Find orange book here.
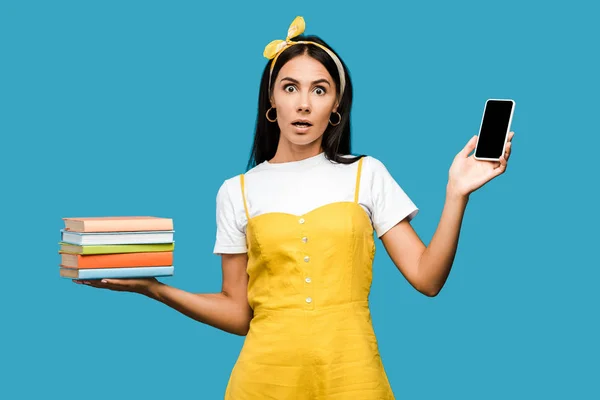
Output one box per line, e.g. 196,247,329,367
62,216,173,233
59,251,173,269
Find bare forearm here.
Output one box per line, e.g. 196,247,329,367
143,283,252,336
418,185,469,296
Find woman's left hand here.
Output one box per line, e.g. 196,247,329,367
447,131,514,197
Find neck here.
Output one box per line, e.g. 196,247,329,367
268,137,324,164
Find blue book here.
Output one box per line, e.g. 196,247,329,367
60,229,174,245
60,266,174,279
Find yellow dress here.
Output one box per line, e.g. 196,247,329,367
224,157,396,399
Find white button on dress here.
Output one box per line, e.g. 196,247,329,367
302,236,308,243
299,218,305,224
305,297,312,303
305,277,311,283
304,256,310,262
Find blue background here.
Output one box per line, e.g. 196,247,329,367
1,0,598,398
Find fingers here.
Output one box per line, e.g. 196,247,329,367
499,153,508,168
73,279,102,288
504,141,512,161
504,132,514,160
493,151,508,177
459,135,478,158
73,279,118,288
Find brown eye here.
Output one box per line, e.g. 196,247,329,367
284,85,296,93
314,87,326,95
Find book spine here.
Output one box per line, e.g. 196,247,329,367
69,251,173,268
78,220,174,232
66,266,174,279
61,232,174,245
59,243,175,255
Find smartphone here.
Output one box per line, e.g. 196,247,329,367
474,99,515,161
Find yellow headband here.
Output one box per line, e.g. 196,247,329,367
263,16,346,102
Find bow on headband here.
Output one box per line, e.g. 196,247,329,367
263,16,346,102
263,16,306,60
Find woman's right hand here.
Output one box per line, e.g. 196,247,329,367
73,277,160,297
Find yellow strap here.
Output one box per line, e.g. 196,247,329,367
354,157,364,203
240,174,250,220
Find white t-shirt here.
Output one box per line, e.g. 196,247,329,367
213,152,419,255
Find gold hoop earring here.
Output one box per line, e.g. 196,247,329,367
329,111,341,126
266,107,277,122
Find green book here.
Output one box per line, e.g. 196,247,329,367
58,241,175,255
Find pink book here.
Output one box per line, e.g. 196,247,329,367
62,216,173,232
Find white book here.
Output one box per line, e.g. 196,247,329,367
60,229,174,245
60,266,174,279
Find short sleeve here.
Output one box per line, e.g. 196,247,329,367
213,179,248,254
367,156,419,238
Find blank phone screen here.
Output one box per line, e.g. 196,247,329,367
475,100,514,159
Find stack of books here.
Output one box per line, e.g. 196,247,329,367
59,216,175,280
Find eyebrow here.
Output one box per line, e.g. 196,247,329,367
280,77,331,87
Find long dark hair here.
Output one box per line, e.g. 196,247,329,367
246,35,364,171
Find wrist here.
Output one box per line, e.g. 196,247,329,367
143,280,164,300
446,183,469,203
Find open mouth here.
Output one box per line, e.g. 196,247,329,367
292,121,313,128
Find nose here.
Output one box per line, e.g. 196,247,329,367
297,93,311,113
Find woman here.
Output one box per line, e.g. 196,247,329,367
76,16,514,399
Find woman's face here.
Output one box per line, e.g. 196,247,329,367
270,54,338,148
